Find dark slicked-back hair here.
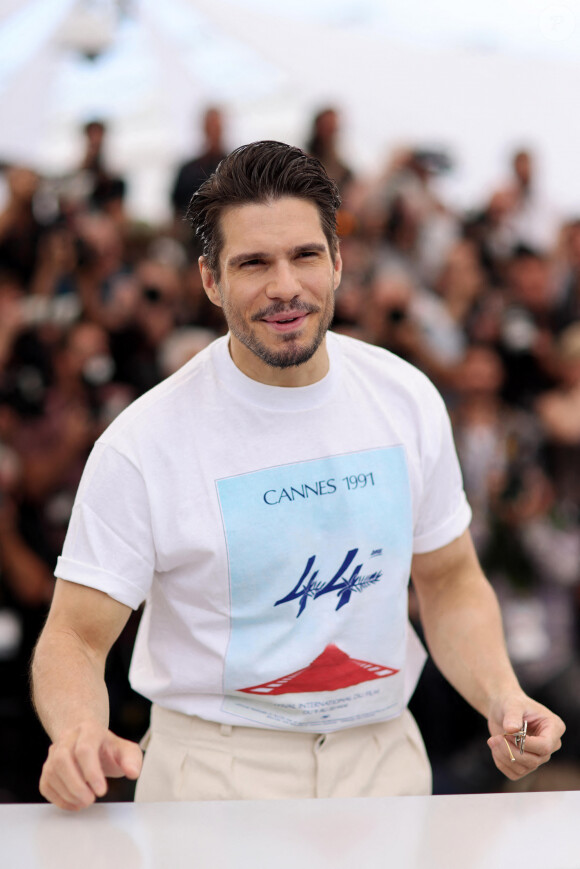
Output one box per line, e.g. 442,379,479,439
186,140,341,279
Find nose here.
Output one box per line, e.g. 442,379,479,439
264,260,301,300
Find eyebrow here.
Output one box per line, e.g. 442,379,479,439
227,243,328,269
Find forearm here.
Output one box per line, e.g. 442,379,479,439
412,531,565,781
31,627,110,742
412,532,522,720
416,570,520,719
32,580,139,809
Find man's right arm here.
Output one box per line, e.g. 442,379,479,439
31,578,143,811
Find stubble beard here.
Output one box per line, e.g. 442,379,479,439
221,291,335,370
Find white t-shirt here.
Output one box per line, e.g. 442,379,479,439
56,332,471,732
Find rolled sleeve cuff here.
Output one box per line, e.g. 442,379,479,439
55,556,148,610
413,496,472,555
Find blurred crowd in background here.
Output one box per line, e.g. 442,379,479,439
1,106,579,802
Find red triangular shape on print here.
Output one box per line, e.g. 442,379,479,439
238,644,399,695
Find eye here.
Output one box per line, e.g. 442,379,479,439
297,250,318,260
241,258,264,268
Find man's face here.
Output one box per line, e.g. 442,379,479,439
200,197,342,386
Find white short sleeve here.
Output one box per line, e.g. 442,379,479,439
412,385,472,554
55,441,155,609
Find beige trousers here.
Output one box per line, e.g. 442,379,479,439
135,705,432,802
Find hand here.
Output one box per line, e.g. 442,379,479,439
39,721,143,811
487,693,565,781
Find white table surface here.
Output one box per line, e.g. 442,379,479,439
2,791,580,869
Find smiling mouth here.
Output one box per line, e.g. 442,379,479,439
253,302,316,328
260,313,309,333
266,314,304,324
253,300,318,322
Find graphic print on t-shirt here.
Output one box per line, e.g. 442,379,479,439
216,447,412,731
239,643,399,693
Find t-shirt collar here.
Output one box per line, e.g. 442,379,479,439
210,332,341,411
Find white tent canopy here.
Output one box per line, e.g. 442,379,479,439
1,0,579,223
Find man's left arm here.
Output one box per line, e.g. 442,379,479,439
411,529,565,780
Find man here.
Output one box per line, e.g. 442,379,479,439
32,142,564,811
170,107,227,220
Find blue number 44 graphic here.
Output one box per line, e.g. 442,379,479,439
275,549,382,618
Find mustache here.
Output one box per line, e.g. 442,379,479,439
251,300,320,322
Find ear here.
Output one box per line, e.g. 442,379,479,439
333,248,343,291
199,257,222,308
